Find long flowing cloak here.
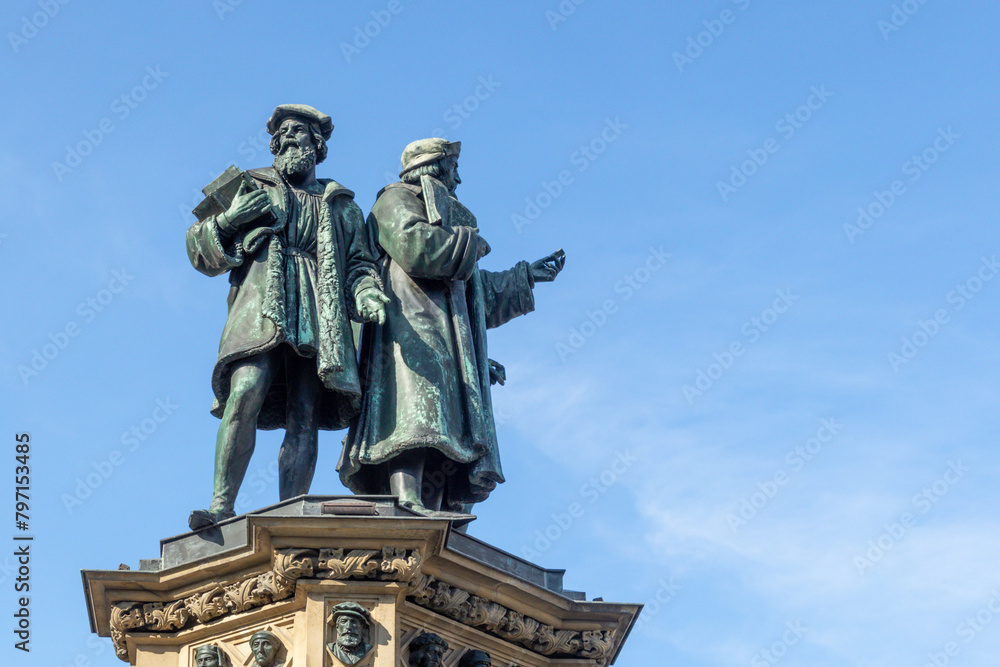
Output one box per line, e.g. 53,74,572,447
339,180,535,508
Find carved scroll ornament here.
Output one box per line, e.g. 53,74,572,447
108,547,421,661
403,574,616,664
107,547,616,665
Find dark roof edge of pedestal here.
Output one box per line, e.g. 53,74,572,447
147,496,585,600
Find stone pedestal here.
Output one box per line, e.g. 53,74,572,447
82,497,640,667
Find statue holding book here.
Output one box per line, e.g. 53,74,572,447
185,104,387,530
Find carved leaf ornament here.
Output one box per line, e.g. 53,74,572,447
107,548,615,664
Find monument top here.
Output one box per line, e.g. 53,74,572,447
82,497,639,666
149,496,580,598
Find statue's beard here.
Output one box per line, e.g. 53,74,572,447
274,144,316,179
338,632,362,649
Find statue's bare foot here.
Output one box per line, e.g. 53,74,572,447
188,508,235,531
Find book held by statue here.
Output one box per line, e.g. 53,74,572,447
192,165,269,222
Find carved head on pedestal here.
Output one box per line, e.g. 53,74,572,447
408,633,449,667
195,645,227,667
327,601,373,666
457,649,491,667
249,630,282,667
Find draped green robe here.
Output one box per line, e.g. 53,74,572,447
339,179,536,509
185,167,380,431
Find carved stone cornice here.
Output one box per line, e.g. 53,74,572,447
403,574,616,665
108,547,422,661
106,540,621,665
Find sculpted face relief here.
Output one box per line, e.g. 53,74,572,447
250,631,280,667
328,602,373,665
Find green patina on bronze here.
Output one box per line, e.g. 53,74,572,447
184,125,563,529
339,139,565,514
186,105,387,530
186,168,377,428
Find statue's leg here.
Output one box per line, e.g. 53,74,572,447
209,353,277,514
389,449,425,508
420,449,446,512
278,352,320,500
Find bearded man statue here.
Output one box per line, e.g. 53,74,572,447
185,104,387,529
407,633,448,667
327,601,373,665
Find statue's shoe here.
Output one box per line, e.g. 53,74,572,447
188,508,236,531
398,501,476,527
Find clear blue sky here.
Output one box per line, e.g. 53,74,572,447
3,1,1000,665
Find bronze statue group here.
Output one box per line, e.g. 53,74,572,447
186,104,564,531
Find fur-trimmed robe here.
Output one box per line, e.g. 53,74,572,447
186,167,380,431
339,178,536,508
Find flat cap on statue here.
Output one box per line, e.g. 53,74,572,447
330,601,372,624
250,629,279,643
399,138,461,176
266,104,333,139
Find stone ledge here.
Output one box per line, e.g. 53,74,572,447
153,496,582,599
82,507,640,666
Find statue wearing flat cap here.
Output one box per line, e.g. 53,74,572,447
327,602,373,665
194,645,228,667
249,630,283,667
407,633,448,667
339,138,565,517
458,650,491,667
186,104,388,529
